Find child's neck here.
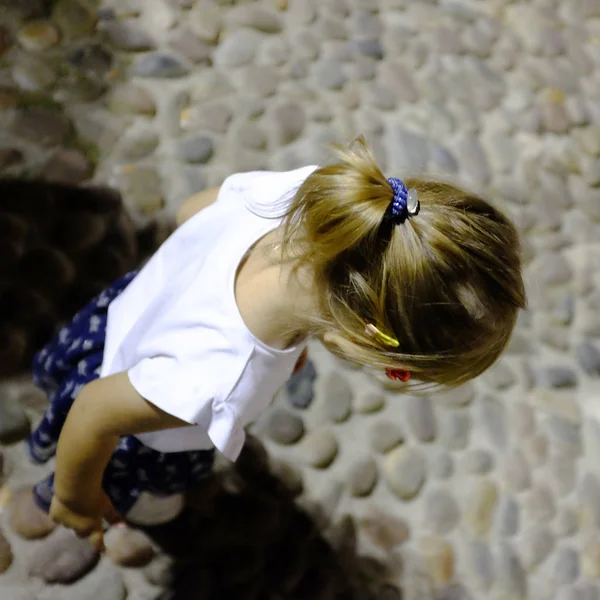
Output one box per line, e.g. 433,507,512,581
235,227,316,351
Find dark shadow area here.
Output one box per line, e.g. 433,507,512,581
141,438,402,600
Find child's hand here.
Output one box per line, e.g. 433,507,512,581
50,490,121,551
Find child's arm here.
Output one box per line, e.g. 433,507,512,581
50,372,190,549
175,186,221,226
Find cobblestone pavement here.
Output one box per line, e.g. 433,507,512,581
1,0,600,599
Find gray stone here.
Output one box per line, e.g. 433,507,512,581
0,395,30,444
189,3,221,43
554,547,580,585
132,53,190,78
117,128,160,162
520,526,554,570
466,540,494,591
576,342,600,376
266,409,305,445
101,20,155,51
180,102,233,134
501,449,531,492
535,253,573,286
406,396,437,442
30,529,99,583
287,0,317,24
67,43,113,79
313,61,347,90
238,124,267,151
496,496,519,538
390,127,430,172
522,433,548,468
544,416,582,459
229,5,282,33
297,429,338,469
319,17,347,41
510,402,536,438
355,391,385,414
462,449,494,475
0,527,13,574
169,28,212,63
497,543,527,600
106,527,154,567
478,394,508,450
144,554,175,588
526,483,557,525
579,473,600,529
379,61,419,103
555,507,578,538
213,29,261,67
423,488,460,535
430,452,454,480
483,363,516,390
292,30,319,62
41,149,93,184
466,479,498,537
535,367,578,389
322,373,352,423
272,102,306,145
36,558,126,600
114,165,164,217
370,421,404,453
286,358,316,409
12,55,56,91
384,446,427,500
353,39,384,60
428,145,459,174
240,65,278,98
108,84,156,116
439,409,471,451
455,133,491,188
347,457,378,497
365,83,396,111
178,135,214,164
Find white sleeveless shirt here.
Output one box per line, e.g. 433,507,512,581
99,166,317,460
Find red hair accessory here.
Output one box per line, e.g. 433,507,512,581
386,368,411,382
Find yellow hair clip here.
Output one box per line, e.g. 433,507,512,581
365,323,399,348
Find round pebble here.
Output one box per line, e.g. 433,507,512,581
384,446,427,501
347,457,378,497
266,409,305,445
501,449,532,492
322,372,352,423
423,488,460,535
520,526,555,571
554,547,580,585
462,449,495,475
497,543,527,600
0,528,13,574
466,540,495,591
555,507,579,537
9,489,56,540
495,495,520,538
406,395,437,442
435,383,476,407
466,479,498,537
178,134,214,164
17,21,60,51
360,511,410,550
355,391,385,414
296,429,338,469
106,526,154,568
430,452,455,480
439,409,471,451
132,52,190,78
525,483,557,525
419,536,455,584
370,420,404,453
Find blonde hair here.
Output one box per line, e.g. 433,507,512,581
279,137,526,388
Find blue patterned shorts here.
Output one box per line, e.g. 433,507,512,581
29,271,214,517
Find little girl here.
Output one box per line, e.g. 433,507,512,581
28,137,525,549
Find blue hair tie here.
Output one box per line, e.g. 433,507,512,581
387,177,420,224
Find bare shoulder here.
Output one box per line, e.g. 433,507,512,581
176,186,221,227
